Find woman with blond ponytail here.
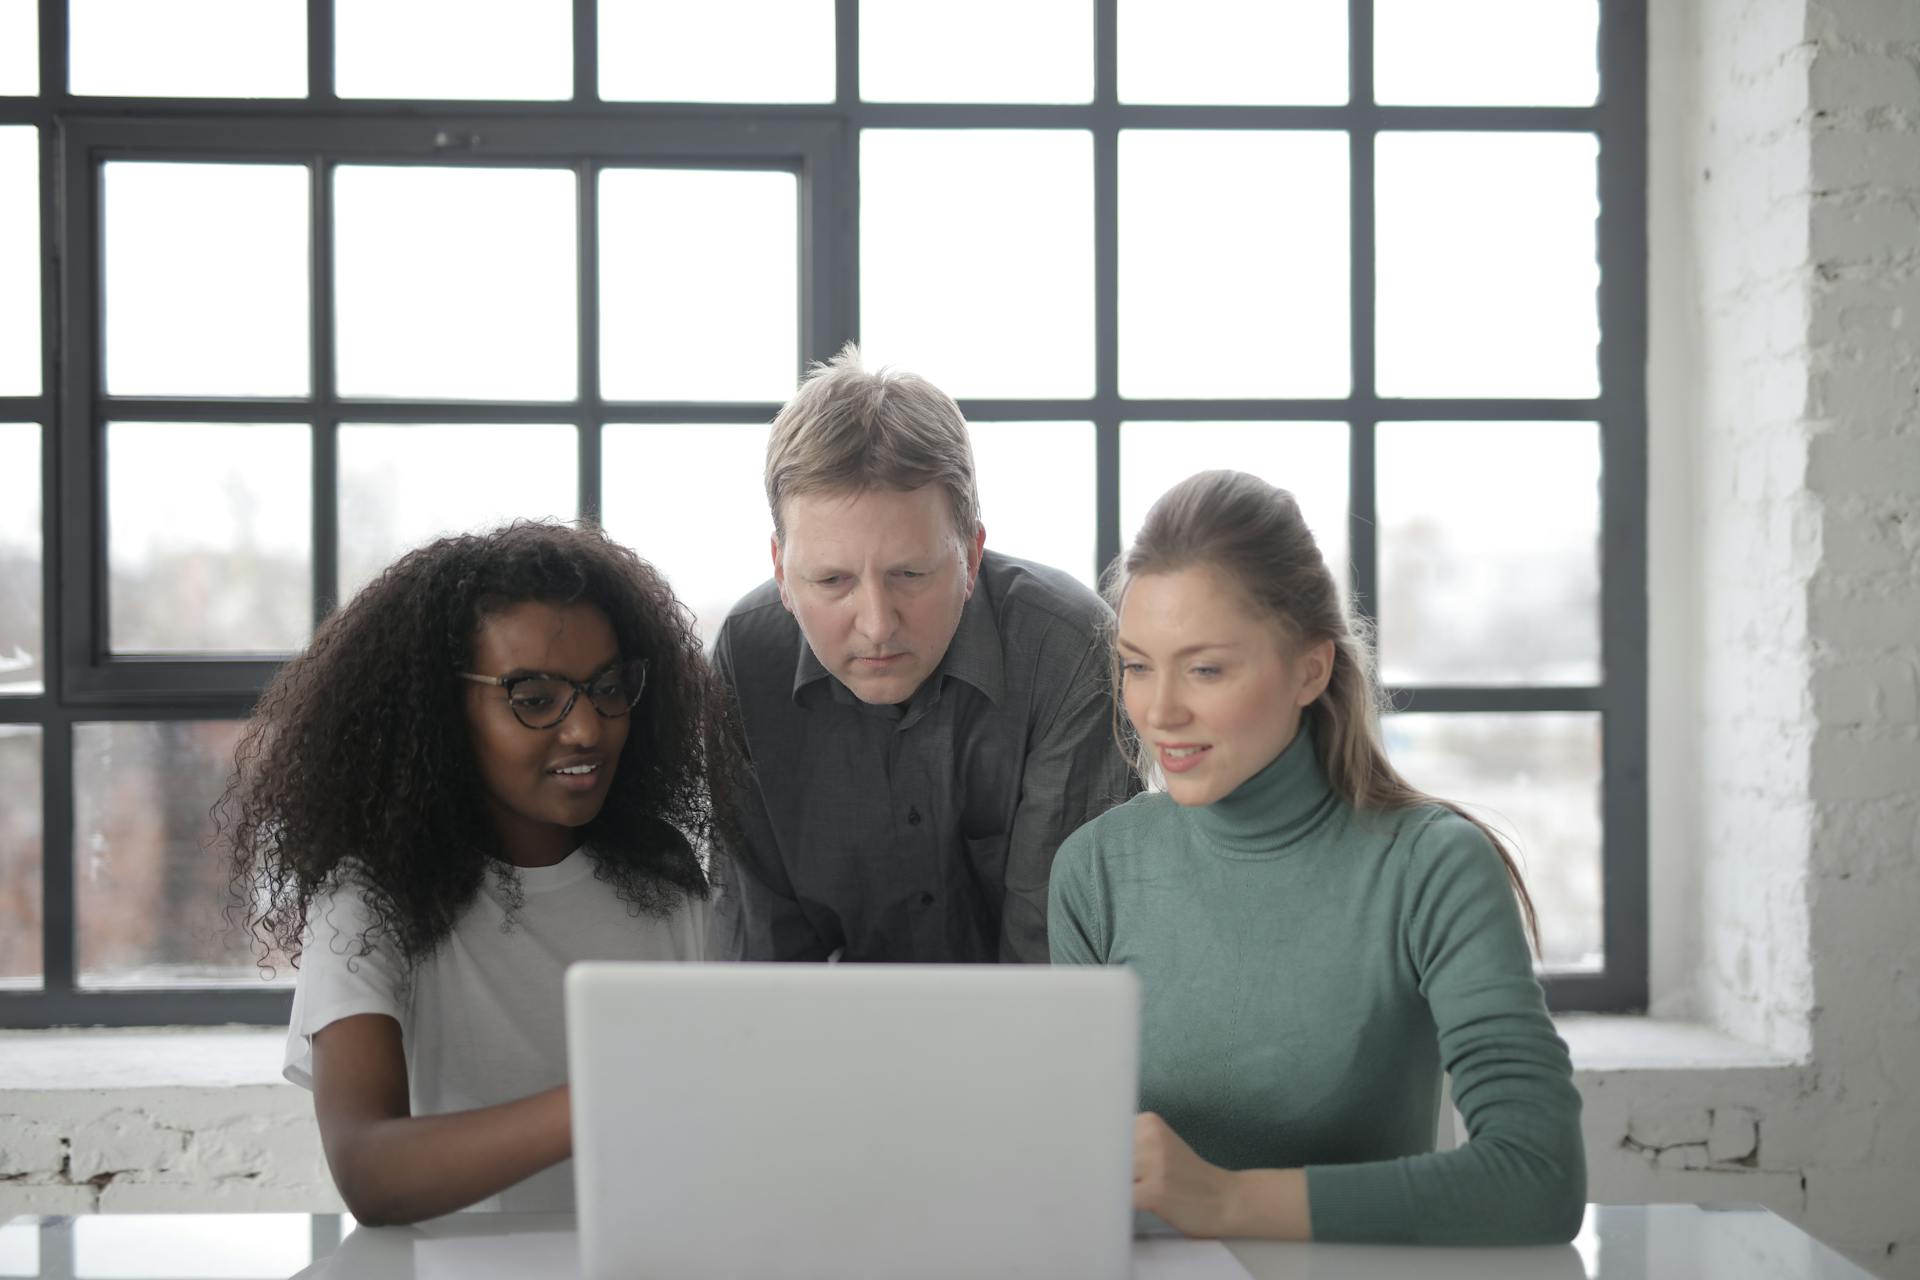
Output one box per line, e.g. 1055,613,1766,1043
1049,470,1584,1246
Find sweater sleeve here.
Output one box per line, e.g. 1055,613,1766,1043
1045,825,1109,966
1304,813,1587,1245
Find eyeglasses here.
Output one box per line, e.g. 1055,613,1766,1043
457,658,649,730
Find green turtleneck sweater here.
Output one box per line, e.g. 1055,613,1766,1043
1047,727,1586,1245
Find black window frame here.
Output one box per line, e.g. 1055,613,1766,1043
1,0,1647,1027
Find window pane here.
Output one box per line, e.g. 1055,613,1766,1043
0,126,39,398
1376,133,1600,399
600,169,798,402
971,422,1096,588
1378,422,1600,685
73,1215,311,1277
0,424,40,694
1121,131,1349,398
338,423,579,604
1119,0,1346,105
1384,711,1603,972
75,720,286,987
103,162,310,398
334,166,578,401
69,0,305,98
599,0,834,103
107,423,311,654
335,0,571,100
862,130,1093,399
0,725,41,990
1376,0,1598,106
601,423,771,649
861,0,1090,103
1120,422,1349,598
0,0,34,96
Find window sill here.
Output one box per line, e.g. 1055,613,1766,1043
0,1015,1802,1095
0,1027,289,1092
0,1016,1811,1215
1555,1014,1801,1073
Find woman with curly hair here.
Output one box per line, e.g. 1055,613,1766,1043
221,520,729,1224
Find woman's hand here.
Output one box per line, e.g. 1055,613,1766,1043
1132,1112,1239,1237
1133,1112,1313,1240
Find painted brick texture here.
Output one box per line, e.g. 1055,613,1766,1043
1803,1,1920,1276
0,1086,338,1214
1672,0,1920,1274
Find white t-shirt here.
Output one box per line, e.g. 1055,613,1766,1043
283,846,709,1212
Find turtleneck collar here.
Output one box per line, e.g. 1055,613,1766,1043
1186,719,1341,858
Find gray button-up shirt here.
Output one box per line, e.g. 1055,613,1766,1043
710,551,1134,963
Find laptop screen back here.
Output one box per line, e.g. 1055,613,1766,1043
567,962,1139,1280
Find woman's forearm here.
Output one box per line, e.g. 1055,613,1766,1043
1219,1168,1313,1240
325,1085,571,1226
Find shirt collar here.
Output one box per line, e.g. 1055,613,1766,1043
789,573,1007,709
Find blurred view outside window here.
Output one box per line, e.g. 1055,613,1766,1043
106,422,312,654
0,725,42,989
1120,422,1350,600
0,1,36,97
0,125,39,397
1119,131,1350,399
68,0,306,98
1378,422,1602,686
969,422,1098,592
0,423,41,693
9,0,1633,1020
861,0,1091,104
334,0,571,101
599,168,799,403
73,720,275,987
603,424,776,648
333,165,578,402
338,423,578,602
1387,713,1605,971
103,162,310,398
861,129,1095,399
599,0,835,104
1374,0,1600,105
1118,0,1347,105
1376,132,1601,399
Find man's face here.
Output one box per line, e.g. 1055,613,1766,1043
773,485,984,706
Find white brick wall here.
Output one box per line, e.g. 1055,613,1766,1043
1643,0,1920,1275
1800,0,1920,1269
1688,0,1821,1060
0,1033,339,1215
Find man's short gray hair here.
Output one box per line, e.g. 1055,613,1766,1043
765,344,980,544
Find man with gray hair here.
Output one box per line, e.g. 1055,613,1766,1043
710,346,1131,963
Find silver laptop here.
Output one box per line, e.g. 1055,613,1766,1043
566,962,1140,1280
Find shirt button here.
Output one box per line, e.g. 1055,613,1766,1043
907,806,922,826
919,892,935,906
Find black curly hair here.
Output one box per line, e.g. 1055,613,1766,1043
221,520,732,971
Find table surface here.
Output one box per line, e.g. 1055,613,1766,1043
0,1203,1879,1279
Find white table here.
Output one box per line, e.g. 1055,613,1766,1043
0,1204,1879,1278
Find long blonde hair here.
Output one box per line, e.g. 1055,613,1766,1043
1106,469,1540,951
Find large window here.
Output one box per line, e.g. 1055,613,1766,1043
1,0,1647,1025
